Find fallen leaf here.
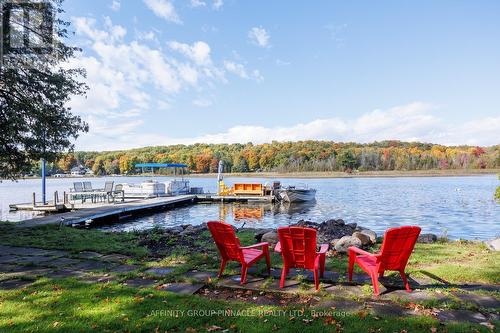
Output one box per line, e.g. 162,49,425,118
207,325,222,332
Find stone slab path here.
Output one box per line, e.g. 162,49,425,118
0,244,498,327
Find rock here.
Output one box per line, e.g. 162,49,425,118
180,225,196,236
325,218,344,226
261,231,279,247
358,229,377,244
168,226,184,235
294,220,320,229
352,231,371,246
334,236,362,253
417,233,437,243
254,229,274,242
330,238,340,247
291,219,360,244
346,222,357,229
484,238,500,251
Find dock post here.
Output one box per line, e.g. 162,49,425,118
32,192,36,207
64,191,67,204
54,191,58,204
41,158,46,205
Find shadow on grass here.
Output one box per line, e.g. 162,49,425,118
0,277,492,333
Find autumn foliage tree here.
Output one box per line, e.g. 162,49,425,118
50,141,499,176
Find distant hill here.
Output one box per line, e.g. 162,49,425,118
48,141,499,175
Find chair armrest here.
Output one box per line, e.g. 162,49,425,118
240,242,269,250
274,242,281,253
348,246,374,257
317,244,329,254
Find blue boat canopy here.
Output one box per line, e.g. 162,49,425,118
135,163,187,168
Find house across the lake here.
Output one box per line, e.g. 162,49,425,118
70,166,93,176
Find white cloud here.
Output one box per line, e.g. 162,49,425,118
168,40,212,66
223,60,248,79
223,61,263,82
75,102,500,150
136,30,157,42
190,0,206,7
276,59,291,66
192,98,213,107
110,0,121,11
212,0,223,10
252,69,264,82
248,27,270,48
143,0,182,24
68,16,232,150
325,23,347,47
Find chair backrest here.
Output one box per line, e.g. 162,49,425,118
73,182,83,192
115,184,123,191
277,227,317,270
83,181,92,191
104,181,114,192
207,221,242,261
378,226,421,271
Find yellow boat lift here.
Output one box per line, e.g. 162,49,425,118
217,161,265,196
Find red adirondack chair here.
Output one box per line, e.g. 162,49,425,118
276,226,329,290
207,221,270,285
348,226,421,295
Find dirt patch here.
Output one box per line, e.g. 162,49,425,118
197,286,321,307
137,224,215,258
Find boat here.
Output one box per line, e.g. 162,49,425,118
278,186,316,202
164,179,190,195
120,180,166,198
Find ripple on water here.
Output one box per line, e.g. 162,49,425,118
1,175,499,240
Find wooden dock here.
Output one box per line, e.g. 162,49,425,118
15,195,196,228
196,193,275,203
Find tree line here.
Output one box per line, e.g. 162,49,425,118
40,141,500,176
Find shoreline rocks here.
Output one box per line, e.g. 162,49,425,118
484,238,500,251
417,233,438,244
335,235,362,253
160,220,441,253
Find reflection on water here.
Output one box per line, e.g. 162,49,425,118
1,175,499,239
97,201,317,232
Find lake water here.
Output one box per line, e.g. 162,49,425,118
0,175,499,240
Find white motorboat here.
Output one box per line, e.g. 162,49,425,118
164,179,190,195
120,180,166,198
278,186,316,202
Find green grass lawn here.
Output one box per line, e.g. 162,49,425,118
0,222,498,332
0,222,148,258
0,278,491,333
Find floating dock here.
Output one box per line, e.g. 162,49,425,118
195,193,275,203
14,195,196,228
11,193,276,228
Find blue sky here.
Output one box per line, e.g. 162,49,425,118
61,0,500,150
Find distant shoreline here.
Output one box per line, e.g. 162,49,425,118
11,168,499,180
185,169,500,179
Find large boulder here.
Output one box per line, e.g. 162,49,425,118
485,238,500,251
330,238,340,247
357,228,377,244
261,231,279,247
253,228,275,242
180,223,207,236
352,231,371,246
291,219,364,244
417,233,438,244
334,236,362,253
